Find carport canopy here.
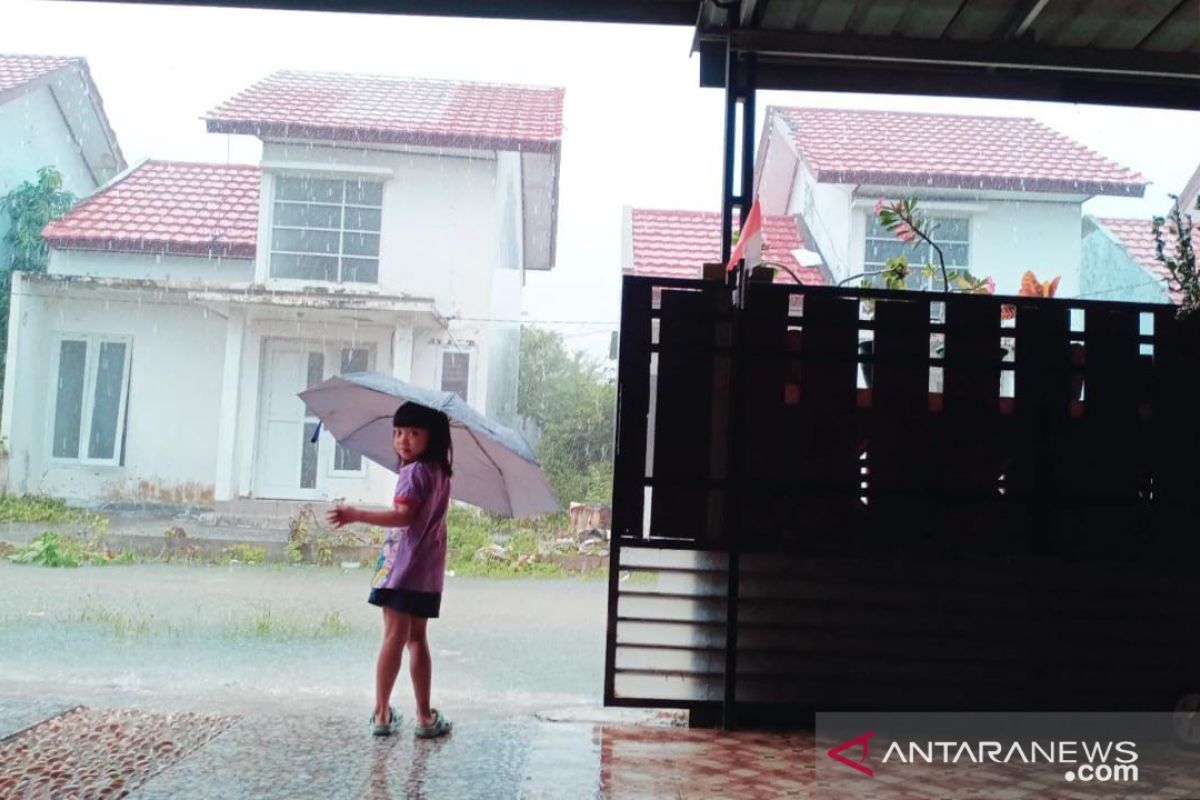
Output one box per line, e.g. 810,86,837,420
114,0,1200,110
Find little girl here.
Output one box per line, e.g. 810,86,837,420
328,402,454,739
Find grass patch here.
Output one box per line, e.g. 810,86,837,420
236,604,355,640
0,495,106,529
77,605,155,638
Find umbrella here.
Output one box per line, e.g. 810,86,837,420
299,372,560,518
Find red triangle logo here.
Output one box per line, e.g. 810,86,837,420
827,731,875,777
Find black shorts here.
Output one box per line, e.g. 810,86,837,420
368,587,442,619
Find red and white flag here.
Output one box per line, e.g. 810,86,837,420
725,199,763,273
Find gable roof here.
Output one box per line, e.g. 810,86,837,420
42,161,260,259
1093,216,1180,304
625,208,826,285
769,106,1147,198
0,54,77,97
0,54,126,180
205,70,564,153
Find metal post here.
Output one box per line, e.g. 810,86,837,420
721,32,757,731
720,37,737,267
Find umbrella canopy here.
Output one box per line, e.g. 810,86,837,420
299,372,559,518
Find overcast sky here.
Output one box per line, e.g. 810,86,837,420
5,1,1199,358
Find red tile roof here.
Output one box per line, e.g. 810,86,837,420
43,161,260,259
1096,216,1180,303
772,107,1147,198
206,71,564,153
626,208,826,285
0,54,78,96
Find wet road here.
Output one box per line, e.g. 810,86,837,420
0,563,609,717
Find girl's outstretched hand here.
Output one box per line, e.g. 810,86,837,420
327,506,358,528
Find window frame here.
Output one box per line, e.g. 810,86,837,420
266,172,385,288
47,333,133,468
862,211,972,291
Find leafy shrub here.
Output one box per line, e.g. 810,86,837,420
8,532,80,567
224,544,268,565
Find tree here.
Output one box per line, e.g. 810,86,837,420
2,166,76,271
0,166,76,409
518,326,616,505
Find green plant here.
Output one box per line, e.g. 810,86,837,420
1,167,77,406
1,166,76,271
287,503,372,565
8,532,79,567
315,610,352,637
1153,193,1200,318
286,503,317,563
872,197,993,294
250,605,274,636
443,505,589,577
223,543,268,565
78,605,153,638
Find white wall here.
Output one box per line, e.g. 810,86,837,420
258,141,504,318
4,280,226,502
790,165,854,282
970,199,1083,297
0,84,95,198
487,152,525,425
49,249,255,285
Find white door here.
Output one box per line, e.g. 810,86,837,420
254,339,374,499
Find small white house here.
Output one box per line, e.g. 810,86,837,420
1,70,563,506
754,106,1147,297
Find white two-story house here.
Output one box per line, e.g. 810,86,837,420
753,106,1147,296
1,69,563,506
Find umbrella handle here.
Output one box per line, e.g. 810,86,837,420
310,422,322,444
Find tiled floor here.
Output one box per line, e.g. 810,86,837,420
0,702,815,800
2,701,1198,799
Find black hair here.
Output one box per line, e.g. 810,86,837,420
392,402,453,476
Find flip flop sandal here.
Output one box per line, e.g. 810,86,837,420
414,709,452,739
371,705,400,737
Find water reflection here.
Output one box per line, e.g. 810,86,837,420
366,734,443,799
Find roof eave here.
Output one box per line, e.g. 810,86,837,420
813,169,1148,198
44,237,257,260
205,118,561,155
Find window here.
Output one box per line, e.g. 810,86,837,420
51,336,132,465
863,214,970,290
332,347,371,473
440,351,470,401
270,176,383,283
